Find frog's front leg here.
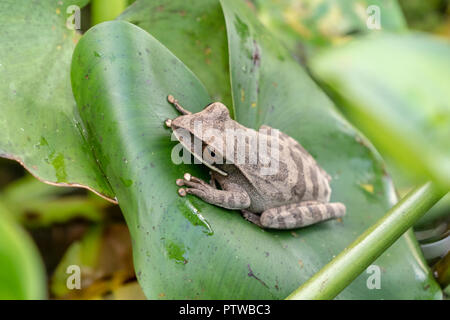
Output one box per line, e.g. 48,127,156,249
256,201,346,230
176,173,251,210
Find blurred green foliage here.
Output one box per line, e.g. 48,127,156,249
0,175,107,227
0,203,46,299
252,0,406,61
311,33,450,191
399,0,449,33
91,0,128,25
0,0,448,300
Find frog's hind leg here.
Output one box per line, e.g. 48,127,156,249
242,210,263,228
259,201,346,230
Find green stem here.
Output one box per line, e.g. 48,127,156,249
286,182,446,300
91,0,127,26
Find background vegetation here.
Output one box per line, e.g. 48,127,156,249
0,0,448,299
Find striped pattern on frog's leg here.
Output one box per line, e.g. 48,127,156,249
176,173,251,210
259,201,346,230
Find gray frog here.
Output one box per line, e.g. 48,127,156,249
165,95,346,230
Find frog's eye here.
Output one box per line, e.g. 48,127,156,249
203,145,215,163
203,145,221,164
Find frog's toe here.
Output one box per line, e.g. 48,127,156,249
164,118,172,128
179,187,207,198
185,188,206,198
182,173,209,187
177,179,205,190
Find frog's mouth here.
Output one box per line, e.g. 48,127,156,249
173,129,228,176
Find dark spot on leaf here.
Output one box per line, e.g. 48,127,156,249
252,40,261,67
355,136,369,148
275,279,280,290
247,264,268,288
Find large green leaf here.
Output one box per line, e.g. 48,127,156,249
119,0,232,109
310,33,450,191
0,204,46,299
0,0,114,201
71,7,439,299
220,0,440,299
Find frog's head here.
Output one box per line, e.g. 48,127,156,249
166,96,233,176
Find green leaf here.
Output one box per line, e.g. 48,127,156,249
310,33,450,191
0,204,46,299
71,20,218,299
253,0,406,56
118,0,232,109
220,0,439,299
288,182,445,299
0,0,115,201
71,3,439,298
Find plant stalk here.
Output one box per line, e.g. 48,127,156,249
91,0,127,26
286,182,446,300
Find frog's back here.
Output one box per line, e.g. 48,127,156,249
235,126,332,212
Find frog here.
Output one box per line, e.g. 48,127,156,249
165,95,346,230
